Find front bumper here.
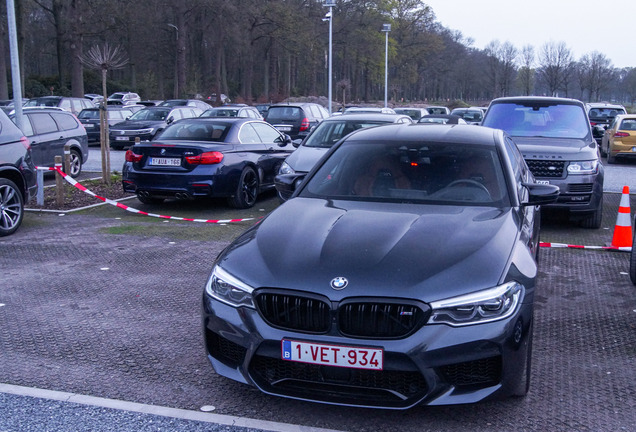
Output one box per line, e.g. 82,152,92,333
202,293,533,409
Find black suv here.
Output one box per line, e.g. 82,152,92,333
264,103,328,140
78,106,135,144
0,109,37,236
482,96,604,228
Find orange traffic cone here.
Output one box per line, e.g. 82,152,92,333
611,186,633,248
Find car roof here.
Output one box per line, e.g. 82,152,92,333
177,117,265,125
324,113,410,122
490,96,584,106
586,102,625,109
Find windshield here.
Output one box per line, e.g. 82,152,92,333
304,121,388,148
394,109,423,120
109,93,124,100
482,102,590,139
302,141,508,206
25,98,60,107
157,121,230,142
201,108,239,118
78,110,98,119
129,108,169,121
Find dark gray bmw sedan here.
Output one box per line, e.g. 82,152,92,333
202,124,559,409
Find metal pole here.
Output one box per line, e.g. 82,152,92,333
328,7,333,116
384,30,388,108
6,0,23,130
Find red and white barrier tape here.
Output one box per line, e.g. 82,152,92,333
540,242,631,252
36,166,256,224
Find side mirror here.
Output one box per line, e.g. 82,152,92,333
274,173,307,201
292,138,302,148
167,116,174,124
521,182,560,206
277,134,293,147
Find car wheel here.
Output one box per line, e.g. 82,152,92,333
136,194,164,205
0,178,24,237
69,149,82,178
228,166,259,209
630,221,636,285
512,319,533,397
580,200,603,229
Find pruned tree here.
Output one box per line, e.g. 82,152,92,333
517,45,535,96
80,43,128,184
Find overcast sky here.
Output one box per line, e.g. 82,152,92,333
424,0,635,69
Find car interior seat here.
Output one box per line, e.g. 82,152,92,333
353,155,411,197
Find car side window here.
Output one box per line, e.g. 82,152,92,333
252,122,283,143
171,110,183,120
19,115,35,136
30,113,59,134
238,123,262,143
59,99,72,111
51,112,79,131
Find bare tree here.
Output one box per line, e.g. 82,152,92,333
517,45,535,95
80,43,128,184
537,41,573,96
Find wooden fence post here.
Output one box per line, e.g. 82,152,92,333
55,155,64,207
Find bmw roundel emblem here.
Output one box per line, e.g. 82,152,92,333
330,277,348,290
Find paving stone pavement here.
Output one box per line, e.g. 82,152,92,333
0,193,635,431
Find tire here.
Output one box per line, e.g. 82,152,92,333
0,178,25,237
69,149,82,178
630,221,636,285
599,142,607,157
512,318,533,397
580,200,603,229
228,166,259,209
136,194,164,205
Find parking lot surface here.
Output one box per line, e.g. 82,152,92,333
1,190,635,431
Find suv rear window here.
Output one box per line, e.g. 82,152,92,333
588,107,626,120
482,102,589,139
266,107,302,122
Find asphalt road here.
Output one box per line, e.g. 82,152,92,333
2,153,635,431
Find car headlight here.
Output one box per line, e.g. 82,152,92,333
567,160,598,175
278,161,295,175
204,265,255,308
137,128,155,135
428,281,523,326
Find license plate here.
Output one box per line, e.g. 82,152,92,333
149,157,181,166
536,180,550,185
115,136,129,141
281,339,383,370
276,126,292,132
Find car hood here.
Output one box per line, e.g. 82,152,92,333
512,137,597,160
111,120,164,130
218,198,518,302
286,146,330,172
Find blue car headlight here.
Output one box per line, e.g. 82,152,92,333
205,265,255,308
567,160,598,175
428,281,523,326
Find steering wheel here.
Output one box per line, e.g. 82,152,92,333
429,179,492,201
446,179,491,195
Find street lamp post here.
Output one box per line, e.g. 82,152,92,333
382,24,391,108
167,23,179,98
323,0,336,115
